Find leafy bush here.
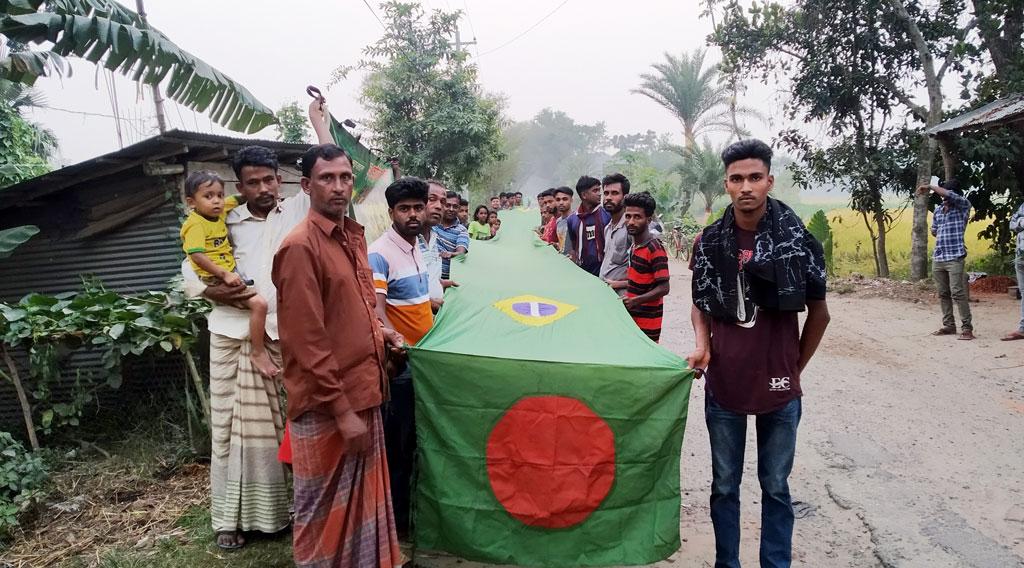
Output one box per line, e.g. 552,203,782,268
967,251,1016,276
806,210,835,276
0,431,48,537
0,277,211,440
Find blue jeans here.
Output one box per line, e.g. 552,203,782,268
705,395,802,568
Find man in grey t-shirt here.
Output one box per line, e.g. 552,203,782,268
599,173,631,297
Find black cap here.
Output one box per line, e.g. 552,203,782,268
939,179,962,195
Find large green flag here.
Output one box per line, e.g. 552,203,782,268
410,210,694,567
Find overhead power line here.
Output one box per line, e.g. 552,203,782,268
462,0,481,59
479,0,570,57
360,0,386,28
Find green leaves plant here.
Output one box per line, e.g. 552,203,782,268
0,277,210,438
0,1,275,133
0,431,48,538
0,225,38,258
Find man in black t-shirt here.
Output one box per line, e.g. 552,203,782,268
687,139,831,568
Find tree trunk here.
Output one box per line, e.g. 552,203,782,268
886,0,946,280
861,210,882,277
910,134,936,280
684,124,696,148
875,209,890,278
936,134,957,180
1,344,39,451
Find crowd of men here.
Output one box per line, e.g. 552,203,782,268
179,117,848,567
168,88,1024,568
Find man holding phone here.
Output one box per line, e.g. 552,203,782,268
918,179,974,340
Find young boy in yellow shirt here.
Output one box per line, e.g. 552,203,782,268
180,171,277,378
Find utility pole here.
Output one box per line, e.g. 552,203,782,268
134,0,168,133
452,14,476,55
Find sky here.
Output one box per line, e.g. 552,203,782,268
24,0,797,166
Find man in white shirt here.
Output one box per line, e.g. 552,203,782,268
182,145,306,550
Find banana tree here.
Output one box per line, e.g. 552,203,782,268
0,0,276,133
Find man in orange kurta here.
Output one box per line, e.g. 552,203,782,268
273,143,405,567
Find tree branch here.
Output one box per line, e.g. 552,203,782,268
886,0,937,84
881,75,928,121
937,17,977,81
1,344,39,451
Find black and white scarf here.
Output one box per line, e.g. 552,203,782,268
692,197,826,323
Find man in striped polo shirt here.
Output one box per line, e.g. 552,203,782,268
609,191,670,342
433,190,470,279
368,176,434,538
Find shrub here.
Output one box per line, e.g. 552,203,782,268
0,431,48,537
967,251,1016,276
806,210,835,276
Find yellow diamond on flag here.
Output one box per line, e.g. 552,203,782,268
494,294,578,327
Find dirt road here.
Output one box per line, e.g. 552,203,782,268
420,260,1024,567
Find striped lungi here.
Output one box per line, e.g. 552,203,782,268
291,409,402,568
209,333,291,534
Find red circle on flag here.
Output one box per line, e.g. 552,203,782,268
486,396,615,529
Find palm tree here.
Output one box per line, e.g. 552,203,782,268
634,49,758,147
0,0,275,133
669,141,725,220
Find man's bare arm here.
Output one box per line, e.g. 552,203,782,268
798,299,830,372
686,304,711,376
308,98,333,144
374,292,395,330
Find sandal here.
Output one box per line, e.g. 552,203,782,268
1001,331,1024,341
215,531,245,550
931,327,956,336
958,330,976,341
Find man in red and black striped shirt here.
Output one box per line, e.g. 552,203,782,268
609,191,670,342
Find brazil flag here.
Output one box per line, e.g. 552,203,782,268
409,209,694,566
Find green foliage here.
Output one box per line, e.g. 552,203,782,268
713,0,930,276
0,225,38,258
340,1,503,187
0,431,48,537
807,209,835,275
706,207,726,226
669,140,725,214
0,0,276,133
967,250,1016,276
606,149,684,220
951,123,1024,255
0,278,210,437
0,102,50,188
468,108,608,199
275,101,310,144
610,131,662,155
0,78,57,162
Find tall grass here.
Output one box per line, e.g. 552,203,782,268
815,207,995,279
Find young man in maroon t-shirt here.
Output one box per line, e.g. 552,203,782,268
687,139,830,567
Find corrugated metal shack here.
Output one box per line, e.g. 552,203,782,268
0,130,309,432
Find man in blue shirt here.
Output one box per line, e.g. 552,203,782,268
1003,200,1024,341
565,175,612,277
919,179,974,340
432,189,470,279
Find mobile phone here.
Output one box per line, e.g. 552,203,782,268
930,175,940,187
